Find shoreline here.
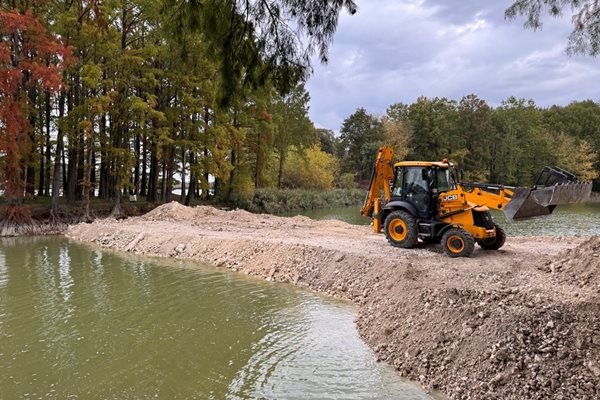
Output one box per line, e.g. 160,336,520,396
63,202,600,400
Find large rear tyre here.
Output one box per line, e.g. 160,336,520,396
477,224,506,250
441,228,475,257
384,210,418,248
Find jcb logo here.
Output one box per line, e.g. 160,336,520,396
443,194,458,201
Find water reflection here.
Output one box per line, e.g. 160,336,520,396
0,237,431,399
0,250,7,289
58,245,74,303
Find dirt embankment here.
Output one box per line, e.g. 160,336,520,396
66,202,600,400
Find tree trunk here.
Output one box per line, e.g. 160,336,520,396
160,155,167,203
81,128,94,222
51,92,66,215
277,148,285,189
38,102,45,196
147,139,159,203
185,152,196,206
180,148,186,202
43,90,52,196
25,86,36,197
134,133,140,194
140,135,148,197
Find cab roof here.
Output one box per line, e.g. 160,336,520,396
394,160,453,168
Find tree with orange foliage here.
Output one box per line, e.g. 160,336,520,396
0,8,71,211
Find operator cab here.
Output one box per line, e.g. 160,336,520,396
390,161,457,219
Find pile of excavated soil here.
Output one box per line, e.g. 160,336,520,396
540,236,600,289
66,202,599,400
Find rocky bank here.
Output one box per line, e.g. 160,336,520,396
66,202,600,400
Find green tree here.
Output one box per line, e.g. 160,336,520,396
492,97,550,185
316,128,338,155
405,97,457,162
271,83,314,188
457,94,495,182
339,108,385,181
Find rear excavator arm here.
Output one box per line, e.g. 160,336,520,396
360,146,394,232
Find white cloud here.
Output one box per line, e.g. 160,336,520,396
306,0,600,132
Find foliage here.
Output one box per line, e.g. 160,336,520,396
0,8,71,203
339,108,385,180
282,146,337,190
0,1,599,221
506,0,600,56
339,96,600,187
175,0,357,103
234,188,364,214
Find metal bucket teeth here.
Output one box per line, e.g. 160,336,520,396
504,182,592,220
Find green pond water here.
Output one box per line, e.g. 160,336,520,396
285,203,600,236
0,237,431,400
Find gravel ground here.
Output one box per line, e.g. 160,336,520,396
66,202,600,400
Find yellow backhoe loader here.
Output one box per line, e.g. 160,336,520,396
362,147,592,257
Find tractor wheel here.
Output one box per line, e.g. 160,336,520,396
441,228,475,258
477,224,506,251
384,210,418,248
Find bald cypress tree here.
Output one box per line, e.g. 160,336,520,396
506,0,600,55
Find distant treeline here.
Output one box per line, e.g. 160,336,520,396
334,96,600,189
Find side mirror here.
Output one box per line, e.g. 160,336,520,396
459,169,465,181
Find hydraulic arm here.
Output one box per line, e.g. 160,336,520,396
360,146,394,232
460,183,515,212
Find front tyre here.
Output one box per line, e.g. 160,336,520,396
441,228,475,257
477,224,506,250
384,210,418,248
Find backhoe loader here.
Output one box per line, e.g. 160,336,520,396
361,147,592,257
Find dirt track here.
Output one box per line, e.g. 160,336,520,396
66,202,600,400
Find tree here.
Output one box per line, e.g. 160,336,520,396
552,134,598,181
316,128,338,155
381,110,411,161
339,108,385,181
492,97,550,185
0,9,71,207
271,83,314,188
172,0,357,103
457,94,495,182
404,97,457,162
282,145,336,189
506,0,600,55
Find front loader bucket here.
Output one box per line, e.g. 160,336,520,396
503,167,592,220
504,182,592,220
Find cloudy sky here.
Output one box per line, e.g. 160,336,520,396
306,0,600,132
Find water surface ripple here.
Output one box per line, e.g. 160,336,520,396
0,237,430,399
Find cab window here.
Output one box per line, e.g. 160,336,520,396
392,167,403,196
437,169,451,192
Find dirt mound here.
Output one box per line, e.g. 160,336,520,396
139,202,229,222
541,236,600,288
360,286,600,400
139,202,354,234
139,201,197,222
66,204,598,400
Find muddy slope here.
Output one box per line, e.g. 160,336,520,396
66,202,600,400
